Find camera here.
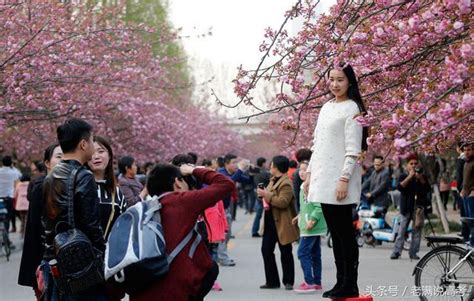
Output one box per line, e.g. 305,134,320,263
415,167,422,174
257,183,265,189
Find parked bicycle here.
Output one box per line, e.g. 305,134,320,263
412,217,474,301
0,197,11,261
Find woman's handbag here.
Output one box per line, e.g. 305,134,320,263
53,167,105,296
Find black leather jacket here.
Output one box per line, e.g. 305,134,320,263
42,160,105,260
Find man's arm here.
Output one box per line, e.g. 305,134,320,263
361,174,371,193
398,173,413,190
180,167,235,215
230,169,252,184
76,172,105,252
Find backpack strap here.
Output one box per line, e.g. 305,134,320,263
167,229,195,264
104,188,116,239
143,192,173,224
145,191,203,264
188,232,202,258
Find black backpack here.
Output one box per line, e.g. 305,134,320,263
53,167,104,295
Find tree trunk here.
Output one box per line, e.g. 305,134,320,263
433,184,450,233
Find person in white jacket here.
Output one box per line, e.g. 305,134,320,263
304,63,367,299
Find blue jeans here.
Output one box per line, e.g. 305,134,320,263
244,189,257,212
297,236,322,285
463,196,474,246
252,200,263,235
41,260,107,301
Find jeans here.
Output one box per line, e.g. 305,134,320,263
252,200,263,235
41,260,107,301
244,189,257,212
1,197,13,232
393,212,423,256
297,236,322,285
217,208,233,263
457,193,471,240
463,196,474,245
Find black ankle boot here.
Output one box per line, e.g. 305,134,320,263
330,261,359,298
322,260,344,298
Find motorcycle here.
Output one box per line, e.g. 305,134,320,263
358,205,412,250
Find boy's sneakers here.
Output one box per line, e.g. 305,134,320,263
212,281,223,291
294,282,322,294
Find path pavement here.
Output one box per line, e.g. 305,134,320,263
1,208,452,300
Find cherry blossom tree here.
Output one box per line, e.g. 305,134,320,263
0,1,244,162
231,0,473,157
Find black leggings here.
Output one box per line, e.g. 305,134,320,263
321,203,359,265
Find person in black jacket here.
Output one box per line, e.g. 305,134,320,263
391,154,431,260
18,143,63,298
42,118,106,300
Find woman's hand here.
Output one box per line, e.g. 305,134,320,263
292,215,299,225
335,179,349,201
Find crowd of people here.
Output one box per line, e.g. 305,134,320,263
0,63,472,301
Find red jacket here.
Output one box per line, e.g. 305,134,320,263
130,168,234,301
204,200,228,243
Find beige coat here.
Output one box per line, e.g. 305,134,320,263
261,174,299,245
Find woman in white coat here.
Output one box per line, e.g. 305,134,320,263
304,63,367,299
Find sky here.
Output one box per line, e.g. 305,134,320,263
168,0,336,121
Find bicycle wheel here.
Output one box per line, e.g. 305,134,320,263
414,245,474,301
2,231,10,261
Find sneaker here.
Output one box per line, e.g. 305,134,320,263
294,282,317,294
284,283,293,290
410,254,420,260
390,252,400,260
219,260,236,267
212,281,223,291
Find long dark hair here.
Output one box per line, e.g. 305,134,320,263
44,143,61,219
93,136,117,195
334,63,369,151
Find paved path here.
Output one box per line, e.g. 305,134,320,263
1,209,442,300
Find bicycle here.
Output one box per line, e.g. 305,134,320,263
0,198,11,261
412,217,474,301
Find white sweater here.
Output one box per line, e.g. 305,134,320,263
307,99,363,205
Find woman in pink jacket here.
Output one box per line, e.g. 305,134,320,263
14,174,30,238
205,200,228,291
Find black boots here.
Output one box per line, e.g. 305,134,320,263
322,260,344,298
329,261,359,299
